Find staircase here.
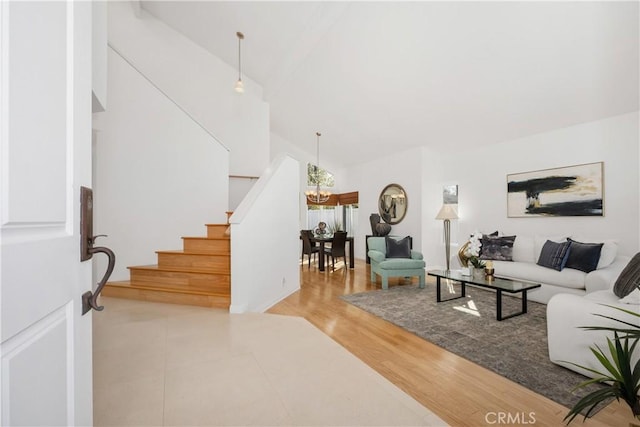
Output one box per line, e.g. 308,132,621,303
103,222,231,308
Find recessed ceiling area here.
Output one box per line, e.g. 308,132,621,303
140,1,639,168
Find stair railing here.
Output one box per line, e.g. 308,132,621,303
107,43,229,154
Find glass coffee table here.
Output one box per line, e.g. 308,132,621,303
427,270,541,321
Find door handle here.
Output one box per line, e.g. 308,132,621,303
82,238,116,315
80,186,116,315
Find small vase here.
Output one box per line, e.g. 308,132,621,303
472,267,485,279
375,222,392,237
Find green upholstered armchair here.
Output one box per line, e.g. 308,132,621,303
367,236,426,290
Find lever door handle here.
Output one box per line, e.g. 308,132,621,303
82,245,116,315
90,234,108,244
80,186,117,314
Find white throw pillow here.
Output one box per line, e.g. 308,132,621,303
512,235,535,263
597,240,618,269
620,287,640,305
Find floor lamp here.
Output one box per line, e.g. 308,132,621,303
435,204,459,271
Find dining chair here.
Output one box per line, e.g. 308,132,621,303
324,231,347,271
300,230,319,268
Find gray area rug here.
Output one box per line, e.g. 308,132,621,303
341,283,607,415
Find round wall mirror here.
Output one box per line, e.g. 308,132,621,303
378,183,407,224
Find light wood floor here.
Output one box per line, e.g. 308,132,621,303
268,258,631,427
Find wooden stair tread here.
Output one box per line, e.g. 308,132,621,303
106,280,228,297
128,264,229,275
181,236,229,240
118,221,231,309
155,250,230,256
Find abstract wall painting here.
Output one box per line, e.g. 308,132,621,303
507,162,603,217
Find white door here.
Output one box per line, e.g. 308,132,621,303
1,1,94,425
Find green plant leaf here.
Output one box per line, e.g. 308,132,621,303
564,310,640,424
560,359,614,381
564,387,621,424
590,342,622,381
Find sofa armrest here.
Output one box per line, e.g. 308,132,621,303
547,292,640,379
585,255,631,294
410,250,424,260
368,250,385,263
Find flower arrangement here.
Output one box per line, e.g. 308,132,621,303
465,232,486,269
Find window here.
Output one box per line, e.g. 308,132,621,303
307,203,358,236
307,163,334,187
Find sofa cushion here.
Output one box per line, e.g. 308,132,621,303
480,235,516,261
565,238,603,273
512,235,535,263
379,258,426,270
537,240,572,271
494,260,586,289
620,288,640,305
613,252,640,298
386,236,411,258
585,288,640,306
584,289,624,304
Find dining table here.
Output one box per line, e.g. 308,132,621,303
310,234,355,272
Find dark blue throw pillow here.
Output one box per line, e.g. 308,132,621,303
537,240,572,271
565,238,604,273
386,236,411,258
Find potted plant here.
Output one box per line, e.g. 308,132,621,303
564,305,640,425
328,221,343,234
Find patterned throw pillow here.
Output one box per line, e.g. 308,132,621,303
565,238,604,273
537,240,572,271
386,236,411,258
479,235,516,261
613,252,640,298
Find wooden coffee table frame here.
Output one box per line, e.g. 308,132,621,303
427,270,541,321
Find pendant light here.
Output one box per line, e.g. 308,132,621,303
235,31,244,93
305,132,332,204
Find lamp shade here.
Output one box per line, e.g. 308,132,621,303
435,204,459,220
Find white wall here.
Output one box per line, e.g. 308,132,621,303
422,112,640,268
229,176,258,211
229,155,300,313
344,147,424,260
94,49,229,281
92,0,107,112
107,2,270,178
421,146,450,269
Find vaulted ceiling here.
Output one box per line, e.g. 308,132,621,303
140,1,639,168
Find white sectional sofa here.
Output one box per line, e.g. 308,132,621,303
478,235,630,304
454,232,638,379
547,290,639,379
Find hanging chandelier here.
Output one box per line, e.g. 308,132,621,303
234,31,244,93
305,132,332,204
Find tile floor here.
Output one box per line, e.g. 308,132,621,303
93,297,447,426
